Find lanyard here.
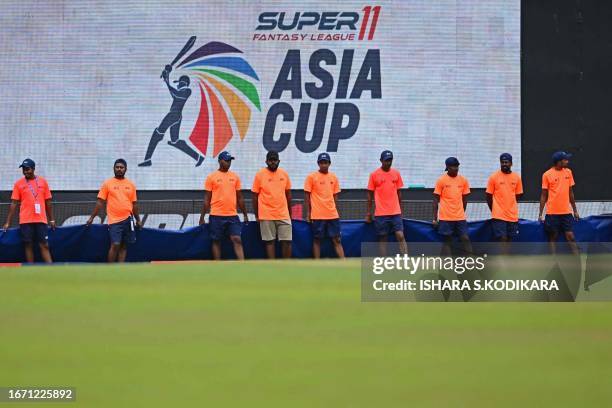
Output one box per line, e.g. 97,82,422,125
25,177,40,201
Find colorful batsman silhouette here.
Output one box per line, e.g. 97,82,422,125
139,41,261,167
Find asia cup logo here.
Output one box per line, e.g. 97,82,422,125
139,37,261,168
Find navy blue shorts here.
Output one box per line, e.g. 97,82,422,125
311,219,341,239
437,220,468,237
209,215,242,240
545,214,574,233
109,217,135,245
374,215,403,236
20,223,48,244
491,219,519,239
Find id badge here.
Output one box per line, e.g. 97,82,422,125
34,203,41,214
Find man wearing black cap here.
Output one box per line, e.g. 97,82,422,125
86,159,143,262
199,151,249,260
3,159,55,263
138,70,204,167
252,151,293,259
486,153,523,245
366,150,408,255
433,157,472,253
538,151,579,254
304,152,345,259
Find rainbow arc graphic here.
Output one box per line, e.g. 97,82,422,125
176,41,261,157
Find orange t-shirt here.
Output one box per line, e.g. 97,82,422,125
204,170,241,216
304,171,340,220
486,171,523,222
367,168,404,216
434,173,471,221
251,167,291,220
542,167,575,215
11,176,52,224
98,177,137,224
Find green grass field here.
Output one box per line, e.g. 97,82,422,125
1,260,612,407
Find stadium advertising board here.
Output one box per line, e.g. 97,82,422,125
0,0,520,189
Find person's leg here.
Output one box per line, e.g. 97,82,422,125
24,243,35,263
108,243,120,262
459,234,473,255
378,235,388,257
260,220,276,259
280,240,292,259
312,238,321,259
39,242,52,263
564,231,579,256
331,236,345,259
230,236,245,260
560,215,579,256
227,216,245,260
457,221,473,255
211,240,222,260
107,222,123,262
441,236,453,256
20,224,35,263
277,220,292,259
437,221,453,256
265,241,276,259
209,216,224,260
118,242,128,263
544,215,559,254
374,216,389,256
392,215,408,255
327,220,344,259
311,220,323,259
34,224,52,263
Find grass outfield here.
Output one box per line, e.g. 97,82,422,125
1,260,612,407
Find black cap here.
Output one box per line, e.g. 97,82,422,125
445,157,460,169
380,150,393,161
19,158,35,169
317,152,331,163
266,151,279,160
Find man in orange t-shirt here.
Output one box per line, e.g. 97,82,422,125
538,151,579,254
3,158,55,263
199,151,249,260
86,159,142,263
433,157,472,252
366,150,407,255
486,153,523,242
304,152,344,259
251,151,292,259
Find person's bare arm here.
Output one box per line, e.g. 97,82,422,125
432,194,440,225
462,193,469,211
486,193,493,211
252,192,259,222
365,190,374,223
2,200,19,231
45,198,56,230
569,187,579,220
397,189,403,218
236,190,249,223
304,192,311,222
334,193,340,218
200,191,211,225
132,202,142,228
538,190,548,222
285,190,292,219
86,199,105,226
